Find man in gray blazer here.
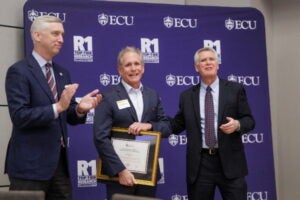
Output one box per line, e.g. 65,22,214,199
171,47,255,200
93,46,171,199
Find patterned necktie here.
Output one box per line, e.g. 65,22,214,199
205,86,217,148
45,63,58,102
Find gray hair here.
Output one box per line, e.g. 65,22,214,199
193,47,218,64
117,46,144,66
30,15,62,40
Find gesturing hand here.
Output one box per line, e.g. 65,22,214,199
56,83,79,113
77,89,102,114
219,117,240,134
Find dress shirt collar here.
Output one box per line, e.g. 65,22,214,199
32,50,52,68
201,77,219,92
121,79,143,93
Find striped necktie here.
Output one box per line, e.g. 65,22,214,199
45,63,58,102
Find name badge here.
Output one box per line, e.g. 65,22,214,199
116,99,131,110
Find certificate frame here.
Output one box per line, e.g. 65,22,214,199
97,127,161,186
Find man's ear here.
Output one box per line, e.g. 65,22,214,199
194,65,199,72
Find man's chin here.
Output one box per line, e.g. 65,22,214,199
53,49,61,56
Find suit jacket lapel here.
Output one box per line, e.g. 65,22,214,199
52,63,64,99
141,87,150,122
27,56,55,102
192,84,201,130
218,79,227,125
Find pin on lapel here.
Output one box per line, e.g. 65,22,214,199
59,72,63,76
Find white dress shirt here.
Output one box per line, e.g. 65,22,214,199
122,80,144,122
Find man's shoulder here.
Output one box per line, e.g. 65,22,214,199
52,62,69,72
142,86,158,95
180,84,199,95
220,78,243,89
8,57,32,72
102,84,123,96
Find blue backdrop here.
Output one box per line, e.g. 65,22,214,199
24,1,276,199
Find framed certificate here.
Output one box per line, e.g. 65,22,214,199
97,127,161,186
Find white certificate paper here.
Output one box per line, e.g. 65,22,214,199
112,138,150,174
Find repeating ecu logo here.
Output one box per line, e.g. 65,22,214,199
163,16,197,28
168,134,187,146
225,18,257,30
99,73,121,86
27,9,66,22
242,133,264,144
228,74,260,86
98,13,134,26
166,74,200,87
247,191,268,200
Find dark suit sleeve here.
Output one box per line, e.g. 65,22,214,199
220,82,255,134
5,61,85,129
236,86,255,134
93,95,125,177
5,64,56,129
146,92,172,138
61,69,87,125
169,92,187,135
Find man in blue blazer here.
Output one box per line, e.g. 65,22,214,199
171,47,255,200
93,46,171,199
5,15,102,200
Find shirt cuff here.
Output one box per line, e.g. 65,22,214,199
52,104,58,119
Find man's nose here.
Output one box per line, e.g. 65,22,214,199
58,34,64,43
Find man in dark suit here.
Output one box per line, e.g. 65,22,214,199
93,46,171,199
5,15,102,200
171,47,255,200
